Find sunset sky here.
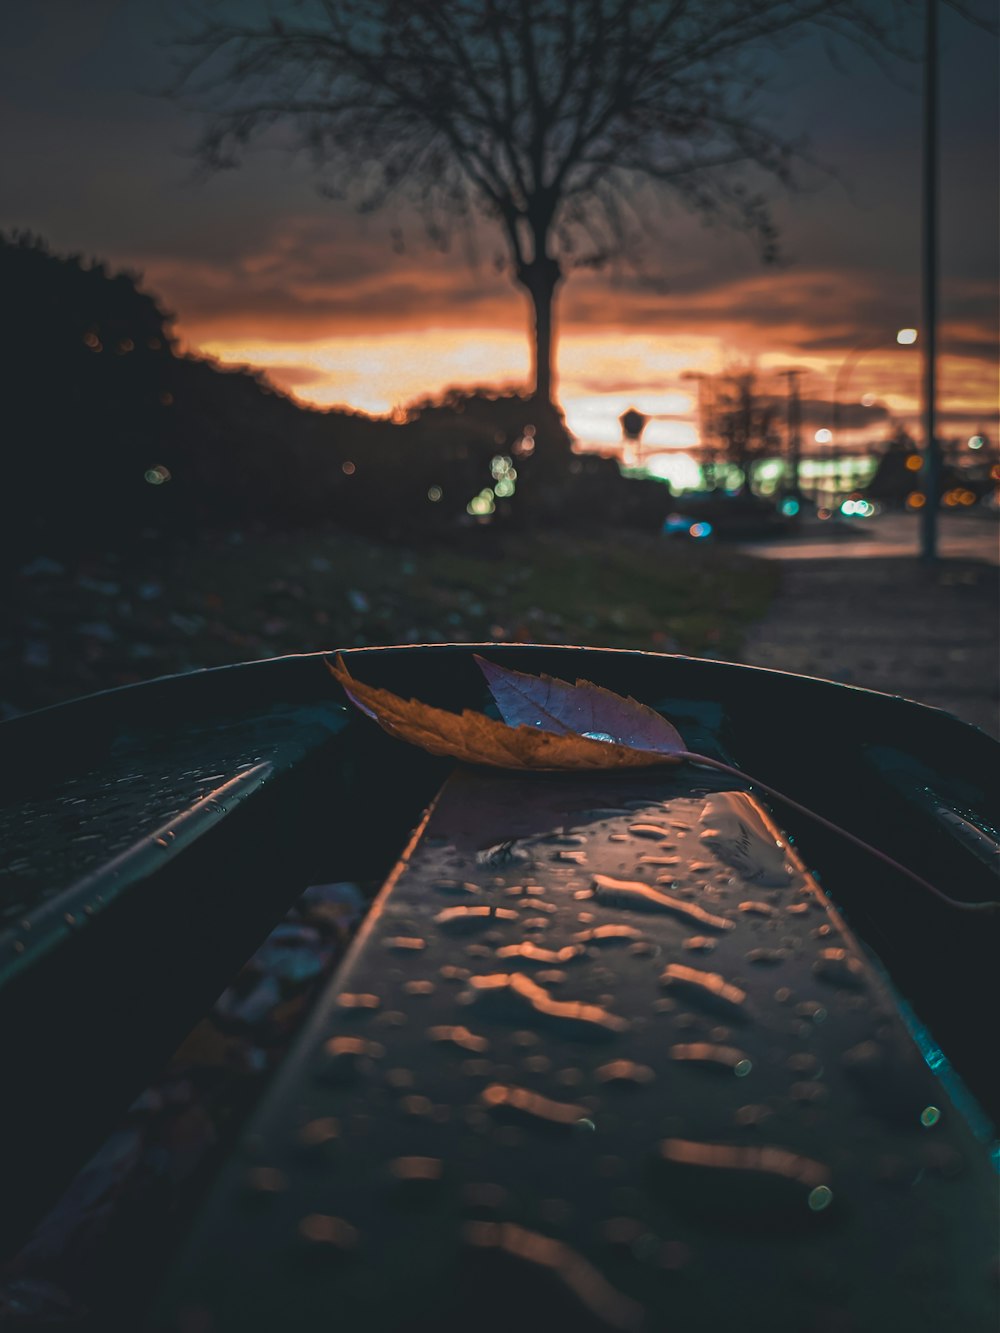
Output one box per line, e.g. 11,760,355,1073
1,0,996,452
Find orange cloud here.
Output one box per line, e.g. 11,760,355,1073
134,215,995,447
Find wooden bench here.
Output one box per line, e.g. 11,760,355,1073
0,646,996,1330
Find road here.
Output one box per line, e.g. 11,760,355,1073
736,511,999,564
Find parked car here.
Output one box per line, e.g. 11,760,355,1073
662,490,799,540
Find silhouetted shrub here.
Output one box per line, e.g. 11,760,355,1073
0,234,662,561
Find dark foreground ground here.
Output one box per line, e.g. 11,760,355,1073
3,524,996,740
0,526,778,717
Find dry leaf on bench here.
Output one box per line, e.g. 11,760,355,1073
327,655,685,771
475,654,686,756
327,655,997,912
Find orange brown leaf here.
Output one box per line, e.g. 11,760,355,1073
327,655,682,771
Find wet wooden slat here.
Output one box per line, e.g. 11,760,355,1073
150,764,998,1333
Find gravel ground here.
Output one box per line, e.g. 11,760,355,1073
738,555,999,737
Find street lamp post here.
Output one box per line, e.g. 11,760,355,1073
920,0,941,561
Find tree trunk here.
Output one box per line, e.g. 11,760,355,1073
515,256,562,405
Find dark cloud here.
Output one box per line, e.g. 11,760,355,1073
939,409,999,428
563,265,917,345
0,0,995,427
941,337,1000,362
798,399,889,428
150,266,518,341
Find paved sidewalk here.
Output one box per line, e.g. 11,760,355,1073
738,556,999,737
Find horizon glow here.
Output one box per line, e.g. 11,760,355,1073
192,326,997,451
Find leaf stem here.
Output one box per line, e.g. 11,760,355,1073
678,751,1000,915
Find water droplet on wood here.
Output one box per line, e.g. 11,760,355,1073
435,905,518,934
465,972,628,1041
462,1222,644,1331
575,924,644,947
655,1138,832,1230
628,823,674,839
496,942,583,966
298,1213,358,1254
670,1043,753,1076
592,875,733,932
336,992,381,1015
746,948,787,966
428,1024,489,1053
595,1060,655,1087
659,964,749,1020
813,947,866,989
481,1083,587,1131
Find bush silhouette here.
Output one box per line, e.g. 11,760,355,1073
0,233,662,562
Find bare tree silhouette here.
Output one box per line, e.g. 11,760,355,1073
709,366,783,486
172,1,922,413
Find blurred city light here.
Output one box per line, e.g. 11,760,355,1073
512,426,536,456
643,452,704,491
427,485,442,502
488,454,517,501
689,521,713,539
780,498,800,516
467,488,496,517
967,435,984,450
814,428,833,444
896,328,918,345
